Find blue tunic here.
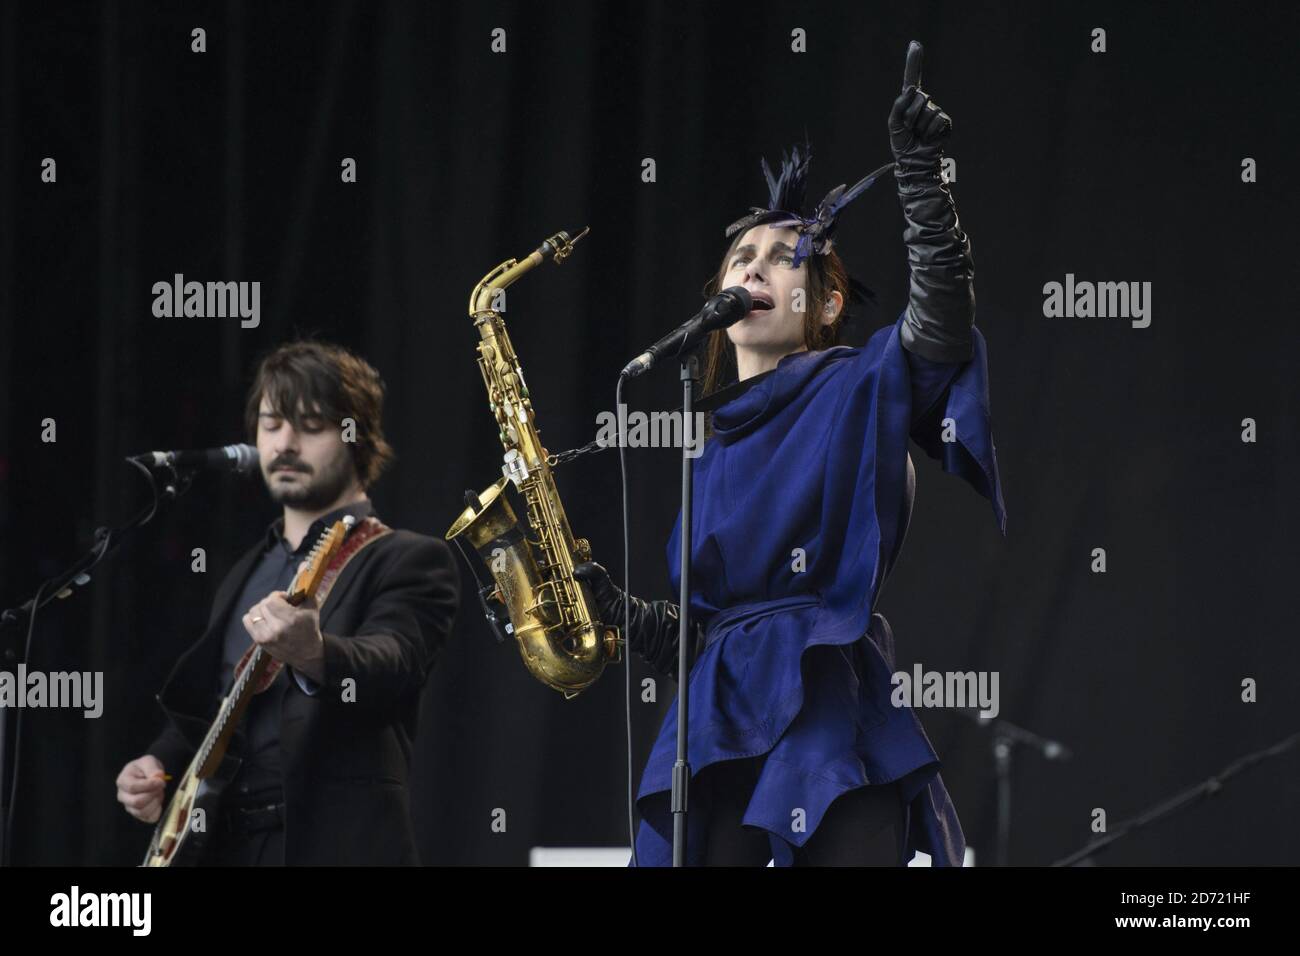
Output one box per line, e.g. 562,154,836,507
634,311,1007,867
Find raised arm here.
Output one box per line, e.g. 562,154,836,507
889,41,975,367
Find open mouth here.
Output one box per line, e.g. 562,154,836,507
747,292,774,314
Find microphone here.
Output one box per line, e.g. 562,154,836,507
1041,740,1073,762
130,443,259,475
621,286,766,378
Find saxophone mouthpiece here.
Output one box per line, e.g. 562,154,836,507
543,226,591,264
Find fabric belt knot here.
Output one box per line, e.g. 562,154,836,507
702,593,821,651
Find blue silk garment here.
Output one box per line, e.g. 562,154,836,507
634,311,1007,867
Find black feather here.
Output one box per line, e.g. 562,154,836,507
761,135,814,215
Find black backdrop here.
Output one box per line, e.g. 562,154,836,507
1,0,1296,866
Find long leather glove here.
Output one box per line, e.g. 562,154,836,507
888,40,975,364
573,561,705,681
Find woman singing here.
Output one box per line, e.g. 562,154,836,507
576,41,1006,867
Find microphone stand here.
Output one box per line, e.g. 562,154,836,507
956,708,1072,866
0,458,192,866
671,352,701,866
1051,728,1300,867
622,290,751,865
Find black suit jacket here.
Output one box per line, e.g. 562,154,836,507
146,524,460,865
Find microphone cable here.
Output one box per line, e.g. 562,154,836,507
616,371,639,867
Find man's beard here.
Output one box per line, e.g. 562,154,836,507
264,453,353,511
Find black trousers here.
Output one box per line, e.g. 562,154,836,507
201,825,284,866
699,757,905,866
199,793,287,866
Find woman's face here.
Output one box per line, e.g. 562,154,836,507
719,225,814,357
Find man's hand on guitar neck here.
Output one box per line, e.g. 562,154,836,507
116,754,167,823
242,590,326,684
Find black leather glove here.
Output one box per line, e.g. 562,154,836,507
888,40,975,365
573,561,704,681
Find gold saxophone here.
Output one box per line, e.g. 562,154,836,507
446,228,620,698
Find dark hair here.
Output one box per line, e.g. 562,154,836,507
700,227,852,397
244,340,394,488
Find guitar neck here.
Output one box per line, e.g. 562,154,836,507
193,645,273,778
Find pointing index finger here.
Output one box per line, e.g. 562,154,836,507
902,40,923,91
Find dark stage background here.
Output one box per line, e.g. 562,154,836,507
1,1,1296,866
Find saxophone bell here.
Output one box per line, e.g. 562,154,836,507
448,476,618,698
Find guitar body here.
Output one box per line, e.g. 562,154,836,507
141,750,241,867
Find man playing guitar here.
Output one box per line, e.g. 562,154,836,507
115,340,459,865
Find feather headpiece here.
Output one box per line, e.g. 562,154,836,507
724,137,894,303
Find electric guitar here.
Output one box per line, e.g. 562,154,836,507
141,515,354,866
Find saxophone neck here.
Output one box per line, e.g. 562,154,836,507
468,228,589,317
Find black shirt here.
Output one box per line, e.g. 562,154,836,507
218,499,374,801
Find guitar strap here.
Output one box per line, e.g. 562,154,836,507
314,515,393,611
